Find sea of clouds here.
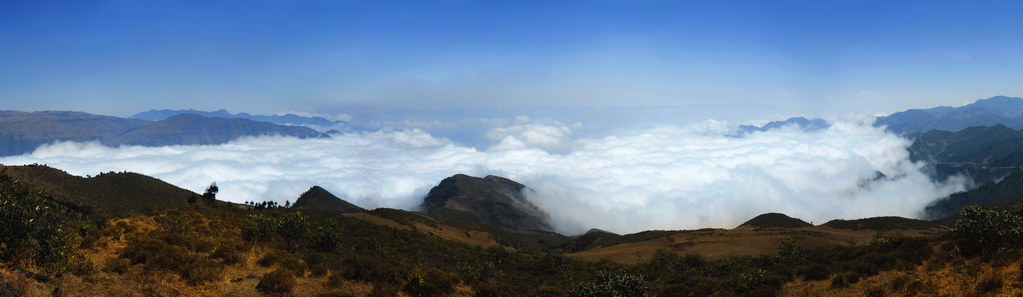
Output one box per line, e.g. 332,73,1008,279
0,116,968,234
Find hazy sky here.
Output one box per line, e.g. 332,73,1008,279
3,1,1022,122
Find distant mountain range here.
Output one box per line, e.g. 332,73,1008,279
875,96,1023,134
0,111,328,157
735,117,830,135
131,109,347,128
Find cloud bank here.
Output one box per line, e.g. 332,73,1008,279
0,117,966,234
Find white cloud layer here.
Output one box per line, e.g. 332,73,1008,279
0,118,967,234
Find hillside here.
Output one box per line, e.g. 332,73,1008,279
0,164,197,216
418,174,553,232
4,166,1023,296
924,170,1023,219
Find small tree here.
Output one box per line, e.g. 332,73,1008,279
202,182,218,204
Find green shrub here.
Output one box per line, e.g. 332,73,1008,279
0,180,89,274
776,237,803,264
403,269,457,297
734,268,765,294
459,260,495,285
277,211,310,252
570,271,651,297
310,224,343,253
242,214,278,243
649,247,681,271
951,205,1023,254
256,268,295,294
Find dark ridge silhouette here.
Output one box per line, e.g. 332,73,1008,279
823,216,943,231
738,213,812,229
291,186,366,214
0,164,197,216
418,174,553,232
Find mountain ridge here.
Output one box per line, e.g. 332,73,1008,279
131,108,349,129
876,95,1023,134
0,111,329,157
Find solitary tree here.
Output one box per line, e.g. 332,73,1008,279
202,182,219,204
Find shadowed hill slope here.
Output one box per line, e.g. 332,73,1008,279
0,164,197,216
823,216,943,231
291,186,366,214
418,174,553,232
738,213,813,229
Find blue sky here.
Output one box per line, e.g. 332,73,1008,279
2,1,1022,123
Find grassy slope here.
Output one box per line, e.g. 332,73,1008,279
4,166,1023,296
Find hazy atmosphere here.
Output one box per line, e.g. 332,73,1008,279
2,1,1022,234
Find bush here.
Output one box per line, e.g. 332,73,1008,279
182,259,224,285
256,268,295,294
570,271,651,297
242,215,278,243
211,245,244,265
0,180,89,274
119,236,223,285
829,274,847,288
777,237,803,264
459,260,495,285
310,224,343,253
796,265,830,281
734,269,765,294
951,205,1023,254
277,212,310,252
650,247,681,271
403,269,456,297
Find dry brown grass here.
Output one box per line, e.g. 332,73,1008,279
568,224,947,264
780,251,1023,296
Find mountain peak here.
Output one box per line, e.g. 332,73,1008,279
291,186,365,214
738,213,812,229
418,174,552,231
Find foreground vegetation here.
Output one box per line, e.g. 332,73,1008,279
4,177,1023,296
